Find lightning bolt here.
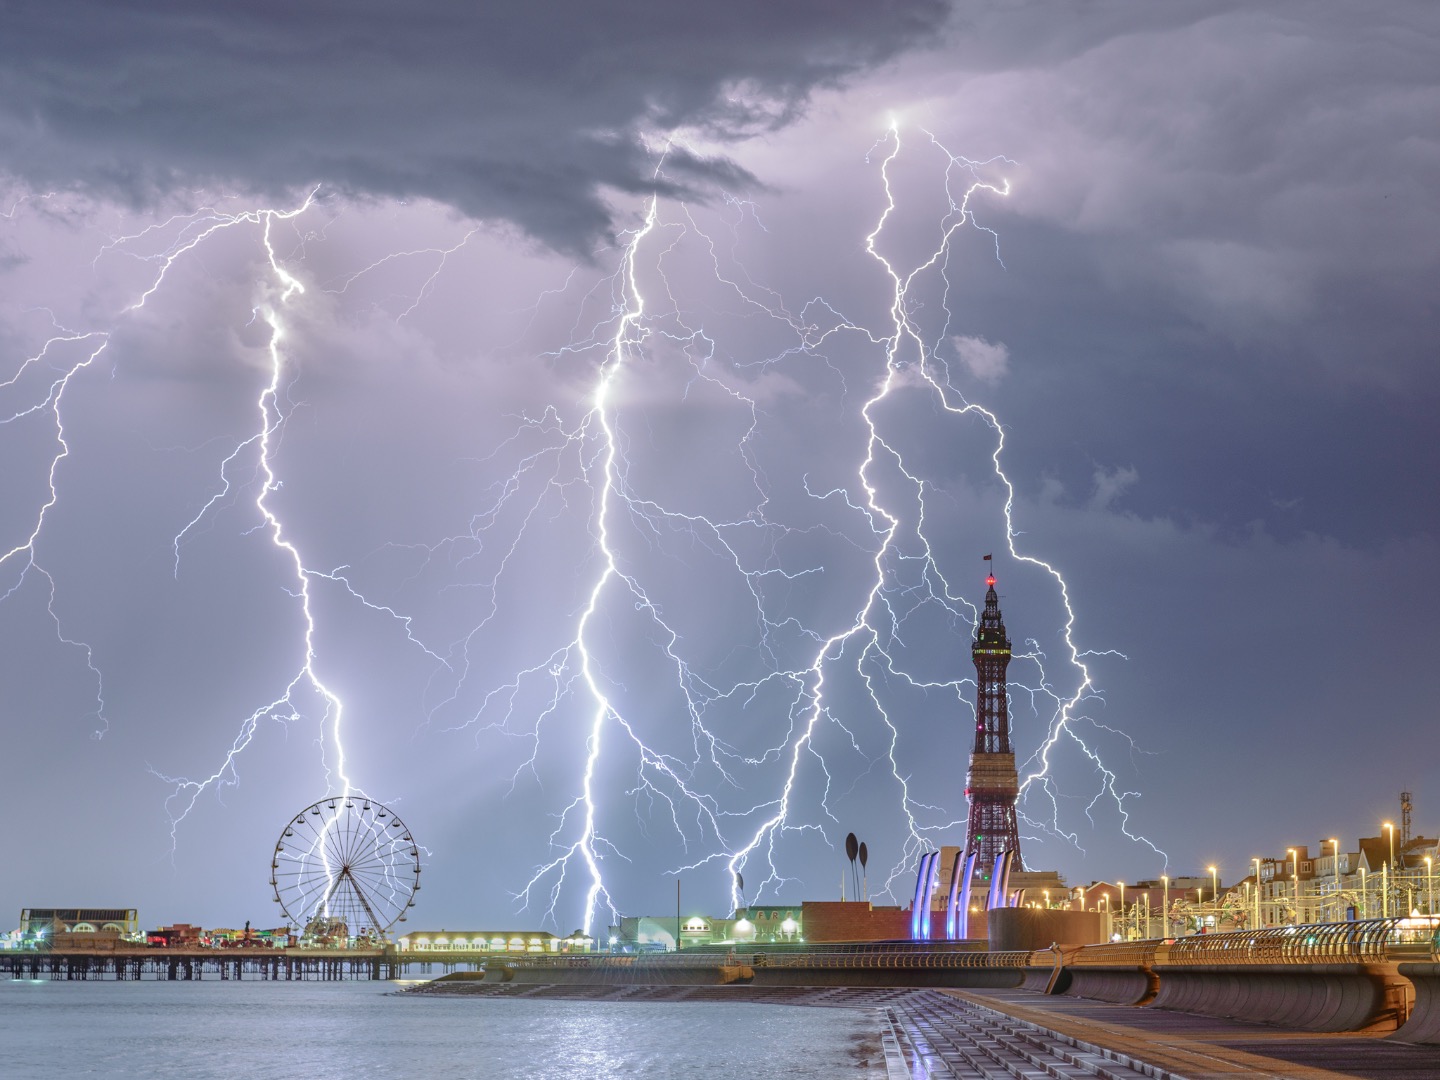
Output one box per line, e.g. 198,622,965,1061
3,121,1164,932
1,190,441,866
1,327,113,737
859,126,1168,872
129,193,376,845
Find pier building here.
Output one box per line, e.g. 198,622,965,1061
397,929,591,953
19,907,138,937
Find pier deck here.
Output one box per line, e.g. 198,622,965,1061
0,948,404,980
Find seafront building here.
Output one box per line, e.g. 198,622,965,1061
1085,796,1440,939
19,907,137,937
397,929,593,953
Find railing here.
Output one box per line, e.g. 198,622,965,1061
1098,917,1440,966
501,953,734,969
750,949,1034,969
1066,941,1160,967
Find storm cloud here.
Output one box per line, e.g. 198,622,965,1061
0,0,948,253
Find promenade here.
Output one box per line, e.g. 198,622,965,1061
931,987,1440,1079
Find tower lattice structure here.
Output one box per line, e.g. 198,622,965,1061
964,570,1022,871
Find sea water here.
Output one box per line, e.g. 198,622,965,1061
0,980,884,1078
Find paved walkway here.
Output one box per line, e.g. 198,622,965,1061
934,988,1439,1080
884,990,1175,1078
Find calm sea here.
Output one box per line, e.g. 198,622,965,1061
0,979,884,1079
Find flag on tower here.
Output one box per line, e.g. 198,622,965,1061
982,553,992,561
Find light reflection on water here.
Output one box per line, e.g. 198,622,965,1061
0,980,884,1078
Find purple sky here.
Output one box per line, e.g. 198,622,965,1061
2,1,1437,934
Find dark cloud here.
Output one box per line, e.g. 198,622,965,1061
0,0,948,254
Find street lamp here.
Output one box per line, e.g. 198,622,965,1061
1359,866,1368,919
1426,856,1434,916
1208,866,1218,924
1162,874,1169,937
1287,848,1299,925
1383,822,1395,920
1329,839,1341,923
1118,881,1126,940
1252,858,1262,928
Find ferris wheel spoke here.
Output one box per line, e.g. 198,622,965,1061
347,871,404,908
339,831,379,871
331,809,362,862
353,859,407,901
347,847,393,878
288,870,335,909
317,812,349,864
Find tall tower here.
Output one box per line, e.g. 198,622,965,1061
964,568,1022,871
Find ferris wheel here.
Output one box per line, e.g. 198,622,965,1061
270,796,419,941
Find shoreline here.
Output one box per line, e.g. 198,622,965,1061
401,978,920,1008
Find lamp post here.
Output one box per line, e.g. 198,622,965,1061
1383,822,1395,919
1359,866,1367,919
1287,848,1300,925
1118,881,1126,940
1208,866,1218,926
1426,856,1434,916
1330,839,1341,923
1252,858,1262,928
1162,875,1169,937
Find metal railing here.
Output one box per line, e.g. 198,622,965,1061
1140,917,1440,966
1066,941,1160,967
750,948,1034,969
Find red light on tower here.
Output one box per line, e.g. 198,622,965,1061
986,574,996,587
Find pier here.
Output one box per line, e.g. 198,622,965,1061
0,947,402,981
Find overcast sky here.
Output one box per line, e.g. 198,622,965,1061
2,1,1437,935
